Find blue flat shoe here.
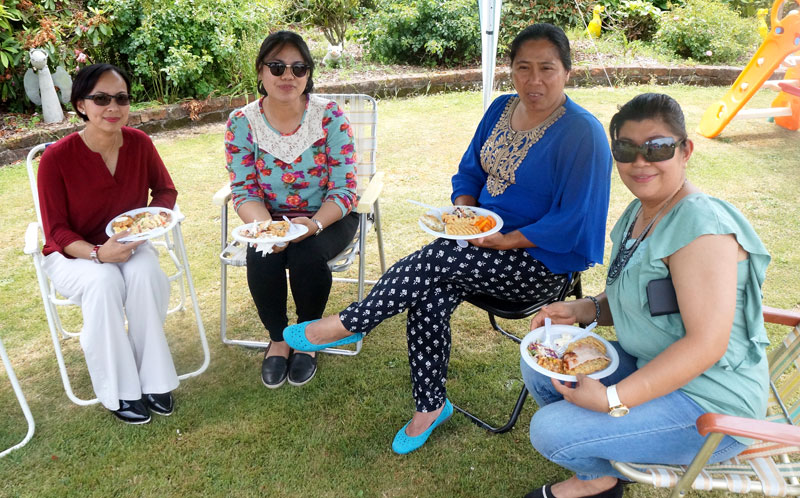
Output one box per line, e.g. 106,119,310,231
391,399,453,455
283,320,363,353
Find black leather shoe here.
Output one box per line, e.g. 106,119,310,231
144,392,174,416
262,346,289,388
524,479,626,498
112,399,151,425
287,352,317,386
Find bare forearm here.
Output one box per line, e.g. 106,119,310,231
312,201,345,229
235,200,271,224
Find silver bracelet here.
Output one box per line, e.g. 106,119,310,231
587,295,601,323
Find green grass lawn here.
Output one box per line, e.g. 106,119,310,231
0,85,798,497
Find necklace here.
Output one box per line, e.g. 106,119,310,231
81,129,120,163
606,180,686,285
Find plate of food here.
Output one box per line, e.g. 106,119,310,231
520,324,619,382
231,219,309,245
418,206,503,240
105,207,177,242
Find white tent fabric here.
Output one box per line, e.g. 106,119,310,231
479,0,503,111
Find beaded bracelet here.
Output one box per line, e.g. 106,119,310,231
587,295,601,323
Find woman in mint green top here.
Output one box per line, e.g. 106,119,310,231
520,93,770,498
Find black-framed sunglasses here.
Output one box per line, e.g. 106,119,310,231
264,61,310,78
611,137,685,163
84,92,132,106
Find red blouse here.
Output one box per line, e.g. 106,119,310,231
37,127,177,256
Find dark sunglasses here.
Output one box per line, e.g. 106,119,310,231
84,92,132,106
264,61,309,78
611,137,685,163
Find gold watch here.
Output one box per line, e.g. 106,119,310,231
606,384,629,417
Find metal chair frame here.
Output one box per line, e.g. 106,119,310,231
24,143,210,406
611,306,800,497
453,272,583,433
0,336,35,458
213,94,386,356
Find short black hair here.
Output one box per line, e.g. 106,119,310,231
609,93,688,141
255,30,315,96
70,63,131,122
510,23,572,72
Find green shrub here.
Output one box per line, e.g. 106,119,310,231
607,0,662,41
1,0,116,113
99,0,287,102
500,0,591,53
358,0,480,67
718,0,772,17
654,0,760,64
295,0,359,46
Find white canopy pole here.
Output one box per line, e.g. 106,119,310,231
479,0,503,111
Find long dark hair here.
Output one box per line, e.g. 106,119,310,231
70,63,131,122
255,30,315,96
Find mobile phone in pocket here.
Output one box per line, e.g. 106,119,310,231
646,277,680,316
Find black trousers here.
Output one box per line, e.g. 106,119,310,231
339,238,567,412
246,212,359,342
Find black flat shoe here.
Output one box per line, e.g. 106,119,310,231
144,392,174,416
524,479,625,498
112,399,151,425
262,345,289,389
287,351,317,386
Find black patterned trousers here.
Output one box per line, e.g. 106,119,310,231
339,238,567,412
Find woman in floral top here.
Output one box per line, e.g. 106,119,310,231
225,31,358,388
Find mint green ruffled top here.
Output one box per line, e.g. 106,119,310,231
607,193,770,439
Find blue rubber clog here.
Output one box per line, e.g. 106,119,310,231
283,320,363,352
391,399,453,455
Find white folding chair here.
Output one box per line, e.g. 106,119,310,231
24,143,210,406
0,336,35,458
213,93,386,356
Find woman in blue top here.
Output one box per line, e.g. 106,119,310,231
225,31,358,389
284,24,613,454
521,93,770,498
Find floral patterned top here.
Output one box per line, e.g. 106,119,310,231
225,95,357,216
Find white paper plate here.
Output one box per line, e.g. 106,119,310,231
520,324,619,382
105,207,177,242
232,220,309,245
418,206,504,240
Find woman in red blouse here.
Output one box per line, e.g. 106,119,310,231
38,63,179,424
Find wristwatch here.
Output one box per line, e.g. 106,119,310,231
311,218,324,236
606,384,629,417
90,244,103,264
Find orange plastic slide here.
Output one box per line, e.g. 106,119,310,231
698,0,800,138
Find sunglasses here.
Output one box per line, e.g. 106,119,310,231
611,137,685,163
84,92,132,106
264,61,310,78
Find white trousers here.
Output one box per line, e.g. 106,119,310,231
43,242,179,410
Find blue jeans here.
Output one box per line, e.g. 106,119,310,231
521,341,747,480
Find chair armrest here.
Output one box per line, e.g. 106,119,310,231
212,184,232,206
697,412,800,445
356,171,384,214
24,222,42,255
763,306,800,326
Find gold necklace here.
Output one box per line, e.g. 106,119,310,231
81,129,120,162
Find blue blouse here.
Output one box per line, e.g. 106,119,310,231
451,94,613,274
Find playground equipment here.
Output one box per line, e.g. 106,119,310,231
698,0,800,138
